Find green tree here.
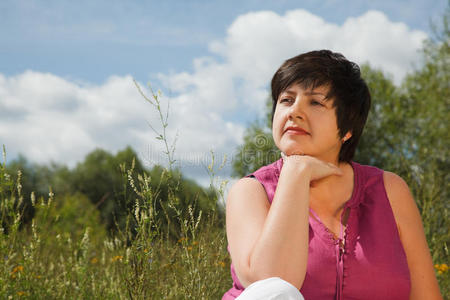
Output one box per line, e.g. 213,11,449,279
232,97,279,178
397,9,449,272
73,148,123,231
354,65,403,168
4,145,220,238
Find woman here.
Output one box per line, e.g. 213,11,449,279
223,50,442,299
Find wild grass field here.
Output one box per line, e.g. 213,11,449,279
0,145,232,299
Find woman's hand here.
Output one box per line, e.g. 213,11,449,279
280,152,343,183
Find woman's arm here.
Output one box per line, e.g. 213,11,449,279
383,171,443,300
226,155,342,289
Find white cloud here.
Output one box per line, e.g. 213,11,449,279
0,9,428,188
337,10,427,80
0,71,162,167
209,9,426,88
0,70,243,188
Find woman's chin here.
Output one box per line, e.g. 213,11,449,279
284,149,307,156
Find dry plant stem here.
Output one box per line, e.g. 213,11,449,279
206,150,229,207
133,79,178,171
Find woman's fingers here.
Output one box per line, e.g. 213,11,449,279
327,162,343,175
281,154,343,180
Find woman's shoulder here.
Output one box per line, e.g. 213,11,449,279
226,177,268,207
351,161,384,179
226,160,283,209
380,170,422,244
382,171,415,213
352,162,410,195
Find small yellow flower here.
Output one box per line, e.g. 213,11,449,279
143,249,148,253
434,263,449,275
218,261,226,268
11,266,24,277
111,255,123,262
178,237,187,243
17,291,26,296
35,275,42,279
90,257,98,264
192,241,198,246
11,266,24,274
187,246,193,251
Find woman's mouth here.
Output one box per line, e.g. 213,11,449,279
285,127,309,135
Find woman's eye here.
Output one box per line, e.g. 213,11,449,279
311,100,324,106
280,98,292,103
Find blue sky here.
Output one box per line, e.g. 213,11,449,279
1,0,446,83
0,0,447,187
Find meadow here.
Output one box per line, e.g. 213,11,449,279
0,144,232,299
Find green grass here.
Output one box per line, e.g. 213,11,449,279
0,157,231,299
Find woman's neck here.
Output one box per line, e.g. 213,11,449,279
309,161,355,215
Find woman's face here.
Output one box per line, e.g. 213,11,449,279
272,83,351,164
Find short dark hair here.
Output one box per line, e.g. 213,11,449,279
270,49,371,162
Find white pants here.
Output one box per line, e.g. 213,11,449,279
236,277,305,300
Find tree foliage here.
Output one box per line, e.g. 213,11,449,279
232,98,278,178
5,146,219,238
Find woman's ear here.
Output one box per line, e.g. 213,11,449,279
342,132,352,143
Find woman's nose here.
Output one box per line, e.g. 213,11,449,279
288,98,305,120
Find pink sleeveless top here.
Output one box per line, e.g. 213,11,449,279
223,158,411,300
